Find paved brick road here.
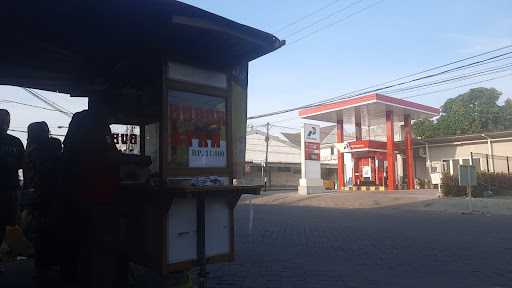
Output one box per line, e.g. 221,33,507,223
208,191,512,288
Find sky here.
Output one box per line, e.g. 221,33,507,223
1,0,511,141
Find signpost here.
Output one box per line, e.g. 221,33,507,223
459,165,477,212
299,124,325,195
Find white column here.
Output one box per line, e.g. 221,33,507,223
298,124,325,195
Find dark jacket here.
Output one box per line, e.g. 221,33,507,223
62,110,120,205
23,122,61,213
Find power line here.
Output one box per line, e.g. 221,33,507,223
316,51,512,102
247,45,512,119
274,0,344,34
287,0,384,46
284,0,365,39
8,128,66,137
249,122,301,130
296,45,512,108
401,73,512,100
317,44,512,102
0,99,61,112
259,72,512,128
22,88,73,118
384,62,512,95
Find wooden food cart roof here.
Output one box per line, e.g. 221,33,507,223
0,0,284,96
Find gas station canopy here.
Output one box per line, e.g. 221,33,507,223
298,93,440,191
299,93,440,123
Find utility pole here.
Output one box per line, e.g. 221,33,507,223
264,122,270,192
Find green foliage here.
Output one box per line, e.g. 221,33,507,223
441,171,512,198
413,87,512,138
440,172,466,197
475,172,512,196
502,98,512,130
412,119,435,139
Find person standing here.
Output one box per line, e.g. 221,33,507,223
0,109,25,274
62,110,124,288
23,121,61,282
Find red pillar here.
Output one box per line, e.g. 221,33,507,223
371,157,376,184
404,114,415,190
336,118,344,191
386,111,396,190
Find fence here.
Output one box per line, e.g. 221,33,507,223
442,153,512,197
471,152,511,175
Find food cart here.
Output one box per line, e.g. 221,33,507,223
0,1,284,285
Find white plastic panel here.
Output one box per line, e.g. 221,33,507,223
167,198,197,264
167,196,231,264
205,197,230,257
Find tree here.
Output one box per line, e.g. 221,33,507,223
412,118,436,139
413,87,508,138
503,98,512,130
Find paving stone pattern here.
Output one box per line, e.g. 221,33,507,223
208,192,512,288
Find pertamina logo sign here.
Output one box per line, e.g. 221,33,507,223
304,124,320,143
304,124,321,161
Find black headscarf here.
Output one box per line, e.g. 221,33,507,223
62,109,119,204
27,121,50,151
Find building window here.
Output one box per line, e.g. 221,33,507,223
442,160,450,173
473,158,481,172
330,146,335,155
277,167,291,172
452,159,460,176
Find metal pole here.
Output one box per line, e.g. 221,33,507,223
467,167,473,213
264,122,270,192
470,152,474,166
507,156,510,176
197,193,207,288
486,154,490,173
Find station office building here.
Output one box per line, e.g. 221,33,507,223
244,128,512,189
412,131,512,182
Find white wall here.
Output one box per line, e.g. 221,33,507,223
414,138,512,180
320,144,337,164
245,132,301,164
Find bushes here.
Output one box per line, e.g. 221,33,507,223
475,172,512,196
441,171,512,197
441,172,466,197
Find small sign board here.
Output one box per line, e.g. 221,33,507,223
458,165,477,186
304,124,320,143
305,142,320,161
303,124,321,161
335,142,350,153
362,166,372,178
430,172,442,185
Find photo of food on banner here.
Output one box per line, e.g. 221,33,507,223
168,91,227,169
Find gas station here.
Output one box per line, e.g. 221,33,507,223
299,93,440,191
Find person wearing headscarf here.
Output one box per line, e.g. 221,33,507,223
61,109,122,288
22,121,61,283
